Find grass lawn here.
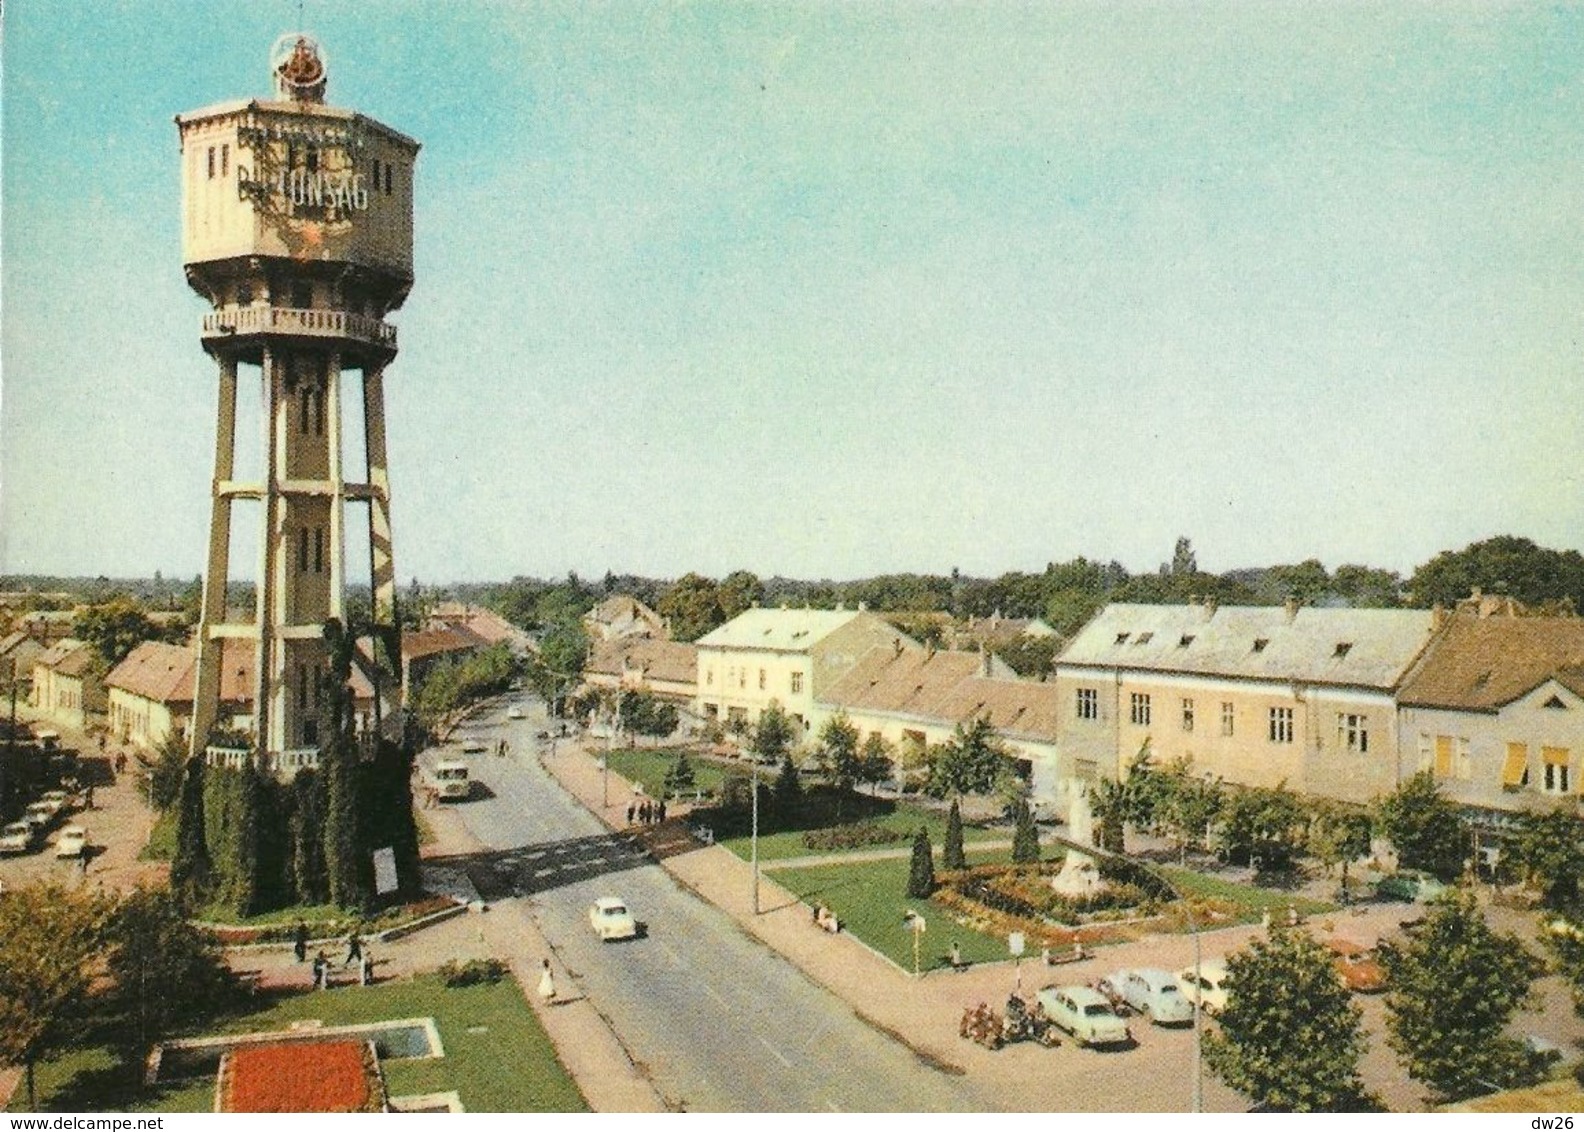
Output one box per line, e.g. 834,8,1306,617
9,973,586,1114
141,809,176,860
718,804,1006,863
1159,867,1335,921
769,847,1021,971
604,746,736,800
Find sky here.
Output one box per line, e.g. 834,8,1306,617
2,1,1582,586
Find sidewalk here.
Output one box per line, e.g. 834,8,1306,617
541,740,1428,1112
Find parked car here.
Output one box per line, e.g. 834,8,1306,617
1094,971,1134,1016
1035,985,1132,1048
507,705,526,720
1178,960,1230,1014
459,737,488,754
22,801,59,832
39,789,74,815
1118,968,1195,1025
1326,938,1387,993
1376,870,1449,903
0,821,36,854
54,825,88,859
589,897,639,942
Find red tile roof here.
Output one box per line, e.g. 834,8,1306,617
106,639,256,708
1399,613,1584,711
587,637,698,685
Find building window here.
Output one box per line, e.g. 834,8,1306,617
1181,698,1195,732
302,718,318,746
738,668,746,689
306,147,319,173
221,143,229,177
313,528,324,573
703,703,718,719
758,668,766,691
705,669,714,686
1543,748,1571,794
1220,702,1235,736
1502,742,1529,790
1337,713,1368,753
298,528,310,573
384,164,393,194
1076,688,1098,721
1434,735,1454,777
1268,707,1294,743
1252,638,1269,653
207,146,215,179
1130,693,1151,727
1074,758,1099,781
790,672,803,695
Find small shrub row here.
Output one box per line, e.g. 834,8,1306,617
439,957,509,987
801,821,909,852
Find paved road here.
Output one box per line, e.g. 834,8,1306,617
431,698,985,1113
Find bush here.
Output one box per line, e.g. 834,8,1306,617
439,957,509,987
801,821,908,852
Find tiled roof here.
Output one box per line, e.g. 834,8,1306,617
34,639,90,673
401,626,483,662
106,639,256,707
586,638,698,685
1398,614,1584,711
1058,603,1437,689
697,608,867,652
820,645,1059,740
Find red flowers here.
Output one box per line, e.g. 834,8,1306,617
220,1040,384,1112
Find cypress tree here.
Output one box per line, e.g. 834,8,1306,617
773,755,802,815
1012,797,1041,864
289,769,328,906
943,799,967,871
170,756,211,907
907,826,936,898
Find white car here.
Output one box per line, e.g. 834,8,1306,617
459,737,488,754
54,825,88,859
507,705,526,720
0,821,36,854
1118,967,1195,1025
1036,985,1132,1048
1178,960,1230,1015
40,789,73,815
589,897,639,942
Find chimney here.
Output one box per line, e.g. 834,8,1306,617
980,646,992,678
1284,596,1300,622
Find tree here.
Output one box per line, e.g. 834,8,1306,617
1088,776,1129,853
925,717,1009,798
943,800,967,871
856,732,893,795
813,712,861,792
717,570,765,621
1217,784,1308,873
1203,928,1375,1112
1508,809,1584,909
144,727,187,811
906,827,935,898
1408,536,1584,612
1378,891,1550,1103
527,624,588,715
1375,772,1467,880
773,756,803,816
663,752,697,800
1170,536,1198,577
75,596,184,666
620,690,679,745
751,701,795,767
1011,797,1040,863
1156,762,1222,864
1542,914,1584,1018
169,754,211,906
0,882,111,1109
1308,804,1373,895
656,573,725,642
103,885,238,1065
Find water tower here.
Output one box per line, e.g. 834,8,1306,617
177,35,419,770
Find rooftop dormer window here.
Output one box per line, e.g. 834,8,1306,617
1334,642,1352,658
1115,632,1131,645
1136,632,1154,644
1179,635,1195,647
1544,695,1568,710
1252,639,1269,653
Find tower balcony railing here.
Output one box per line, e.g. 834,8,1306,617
202,306,397,350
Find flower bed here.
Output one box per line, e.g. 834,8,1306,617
800,821,909,852
218,1040,385,1112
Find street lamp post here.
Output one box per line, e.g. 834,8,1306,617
750,755,760,914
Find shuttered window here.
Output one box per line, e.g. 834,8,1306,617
1501,743,1529,789
1434,735,1454,777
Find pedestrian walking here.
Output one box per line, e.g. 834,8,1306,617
360,950,373,986
293,920,309,963
657,800,667,824
114,751,127,775
537,958,555,1003
78,852,89,878
84,785,95,811
626,802,635,825
312,951,329,989
344,929,363,967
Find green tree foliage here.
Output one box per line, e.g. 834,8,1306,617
0,882,111,1109
1332,564,1403,608
1203,928,1375,1112
1307,804,1373,892
1408,536,1584,612
906,827,936,898
169,755,211,906
1508,809,1584,909
717,570,765,620
414,644,520,733
1011,797,1040,863
103,886,239,1063
288,768,329,906
1169,536,1198,576
814,712,861,792
856,732,893,795
1542,915,1584,1018
1378,891,1550,1103
74,596,185,666
751,701,796,766
663,752,697,799
1375,772,1467,880
1217,784,1308,873
994,636,1061,679
943,799,967,871
773,756,803,814
144,727,187,811
619,690,679,744
657,573,726,642
523,625,588,716
925,717,1010,798
1087,777,1128,853
1160,771,1224,864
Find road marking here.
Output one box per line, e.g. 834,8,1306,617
759,1037,792,1068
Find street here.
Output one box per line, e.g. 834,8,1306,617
429,696,987,1112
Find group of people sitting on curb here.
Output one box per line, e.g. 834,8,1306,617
811,904,842,933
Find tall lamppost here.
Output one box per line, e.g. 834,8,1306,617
750,752,761,914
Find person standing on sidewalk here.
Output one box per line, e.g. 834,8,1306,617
538,958,556,1004
344,928,363,968
293,921,310,963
